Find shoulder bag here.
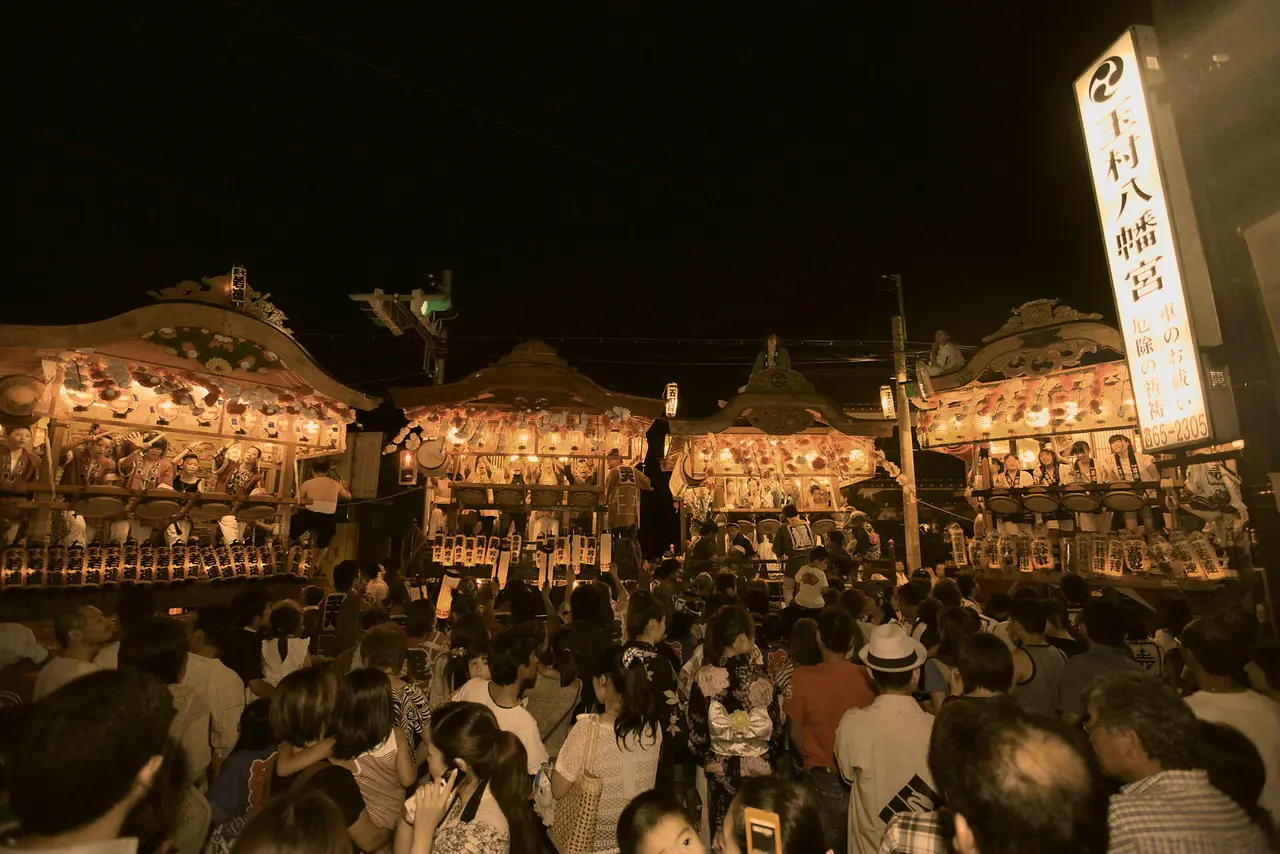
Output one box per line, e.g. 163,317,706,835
548,715,603,854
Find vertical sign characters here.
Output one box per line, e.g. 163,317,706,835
1075,28,1210,452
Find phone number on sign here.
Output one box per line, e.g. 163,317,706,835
1143,413,1209,450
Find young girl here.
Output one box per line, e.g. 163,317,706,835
617,789,705,854
262,602,312,687
524,626,582,757
394,702,546,854
428,613,489,710
332,668,417,832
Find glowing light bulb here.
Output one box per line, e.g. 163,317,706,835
526,455,539,462
978,415,993,430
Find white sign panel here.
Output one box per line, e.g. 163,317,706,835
1075,28,1211,452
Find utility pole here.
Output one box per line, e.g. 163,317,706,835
892,314,922,573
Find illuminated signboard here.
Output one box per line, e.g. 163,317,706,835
1075,28,1211,452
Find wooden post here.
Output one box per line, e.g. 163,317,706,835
278,444,296,544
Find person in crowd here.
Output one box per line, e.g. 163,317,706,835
774,616,820,702
835,622,939,854
774,505,816,604
452,623,548,775
331,606,391,676
32,604,112,700
1153,597,1192,657
950,633,1014,701
685,522,720,579
785,606,875,853
262,601,313,688
361,562,390,607
895,580,931,642
394,701,546,854
319,559,365,659
1007,597,1069,718
429,613,489,710
361,622,432,763
651,559,683,614
1179,613,1280,825
222,589,272,699
0,622,49,670
883,696,1109,854
955,574,983,614
1086,671,1270,851
333,668,417,832
989,587,1039,650
1196,720,1276,845
231,788,353,854
268,667,391,853
119,616,213,854
1057,599,1141,726
404,598,450,686
301,585,326,649
716,776,827,854
1248,642,1280,704
921,606,982,713
569,582,619,710
1043,597,1086,657
207,698,276,825
617,787,705,854
688,604,781,838
1058,573,1091,625
186,606,247,765
9,669,177,851
825,530,856,581
94,583,158,668
929,578,963,610
780,558,827,639
624,590,683,783
293,457,350,561
553,645,664,854
527,625,583,757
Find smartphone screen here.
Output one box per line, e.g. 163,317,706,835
167,607,184,616
743,807,782,854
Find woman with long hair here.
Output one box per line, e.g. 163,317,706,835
552,645,664,854
623,590,683,781
332,668,417,832
394,701,546,854
687,605,781,840
921,606,982,713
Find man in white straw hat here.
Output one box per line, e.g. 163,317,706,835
836,622,941,854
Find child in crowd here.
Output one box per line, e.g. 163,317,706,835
261,602,312,687
332,669,417,832
208,699,278,825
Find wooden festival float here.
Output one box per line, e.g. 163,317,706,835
663,361,893,589
0,268,376,595
916,299,1247,590
387,341,663,615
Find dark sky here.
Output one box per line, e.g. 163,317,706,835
13,1,1153,415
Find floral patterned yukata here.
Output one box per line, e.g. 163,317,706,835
687,651,782,835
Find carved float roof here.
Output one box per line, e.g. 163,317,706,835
668,367,893,438
930,298,1125,392
391,340,665,420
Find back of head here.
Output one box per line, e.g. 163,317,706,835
569,581,608,626
11,669,176,836
789,618,822,668
817,606,856,656
1085,671,1197,771
359,606,390,633
119,616,189,685
404,599,437,638
984,592,1012,622
617,788,687,854
1010,598,1048,636
236,698,276,752
783,504,799,519
743,585,771,619
232,788,350,854
626,589,667,643
333,559,360,592
334,668,393,759
545,626,580,687
231,589,269,629
270,667,340,747
598,644,662,745
193,605,234,653
359,562,380,581
1059,573,1090,606
52,606,90,650
114,584,158,629
929,698,1107,854
958,633,1014,694
654,559,681,583
310,459,332,475
1156,597,1192,636
360,622,408,674
1081,599,1127,648
807,545,828,564
1180,613,1250,679
932,579,963,608
938,606,983,666
488,624,540,687
302,585,325,608
899,580,930,609
269,603,303,639
1195,720,1272,835
726,776,825,854
956,573,977,599
705,604,753,664
839,588,868,621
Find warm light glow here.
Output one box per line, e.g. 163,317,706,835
518,432,529,445
1019,449,1038,465
1065,402,1080,421
509,455,519,462
978,415,993,431
719,449,733,463
446,426,465,445
1026,409,1050,428
880,385,896,419
989,441,1010,458
155,398,180,422
663,382,679,418
63,386,96,409
526,455,539,462
302,419,320,436
1076,27,1211,451
1230,439,1245,450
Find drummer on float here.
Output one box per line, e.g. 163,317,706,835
992,453,1033,488
61,431,120,547
213,443,266,544
112,432,174,544
166,450,206,546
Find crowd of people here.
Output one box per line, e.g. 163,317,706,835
0,548,1277,854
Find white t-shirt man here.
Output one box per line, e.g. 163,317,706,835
1185,689,1280,825
33,656,101,701
452,677,548,774
836,693,940,854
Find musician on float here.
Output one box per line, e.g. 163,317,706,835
1032,447,1067,486
992,453,1034,488
165,451,206,546
1100,434,1159,483
1,426,42,546
1067,441,1101,484
214,444,266,544
61,432,119,547
112,433,175,544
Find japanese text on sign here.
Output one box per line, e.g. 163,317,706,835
1074,28,1210,452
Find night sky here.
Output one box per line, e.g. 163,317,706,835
14,1,1153,417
